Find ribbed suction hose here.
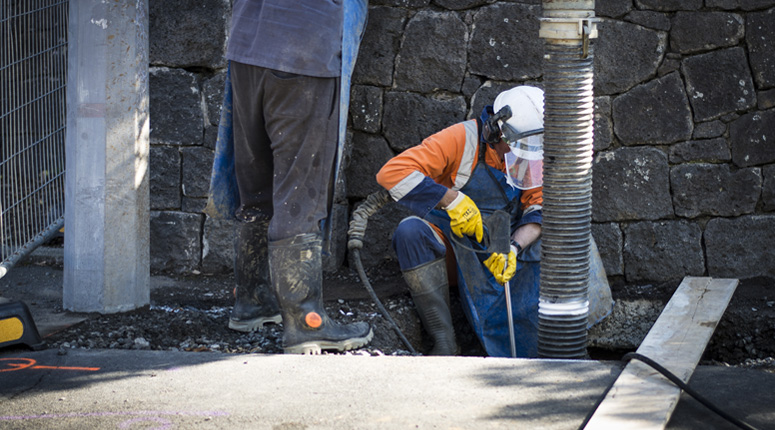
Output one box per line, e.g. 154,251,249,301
538,1,598,359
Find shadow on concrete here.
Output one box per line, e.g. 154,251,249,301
473,360,775,430
1,348,238,398
475,361,622,427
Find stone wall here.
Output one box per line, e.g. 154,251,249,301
147,0,775,287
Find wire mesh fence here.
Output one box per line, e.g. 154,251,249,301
1,0,68,278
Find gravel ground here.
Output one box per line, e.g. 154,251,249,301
41,267,427,356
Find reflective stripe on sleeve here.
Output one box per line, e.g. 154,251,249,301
452,120,479,190
389,170,426,201
524,204,542,214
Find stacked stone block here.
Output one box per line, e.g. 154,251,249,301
148,0,230,274
147,0,775,286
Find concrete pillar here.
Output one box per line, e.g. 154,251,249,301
64,0,150,313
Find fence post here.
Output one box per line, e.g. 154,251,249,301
64,0,150,313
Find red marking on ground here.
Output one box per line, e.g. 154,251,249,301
0,357,100,372
32,364,101,371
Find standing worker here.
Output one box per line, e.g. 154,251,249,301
376,86,612,357
206,0,373,354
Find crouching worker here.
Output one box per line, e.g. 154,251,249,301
376,86,612,357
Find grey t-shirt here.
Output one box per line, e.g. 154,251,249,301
226,0,343,78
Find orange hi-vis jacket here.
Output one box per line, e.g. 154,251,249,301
376,119,542,220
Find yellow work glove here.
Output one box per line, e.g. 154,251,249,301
483,245,518,285
444,192,483,243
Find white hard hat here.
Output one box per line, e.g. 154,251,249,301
493,86,544,137
494,86,545,190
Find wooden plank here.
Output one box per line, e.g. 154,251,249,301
584,277,738,430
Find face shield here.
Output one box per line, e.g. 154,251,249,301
501,124,544,190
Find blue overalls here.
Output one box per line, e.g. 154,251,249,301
394,151,542,358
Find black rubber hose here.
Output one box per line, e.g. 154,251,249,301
347,189,417,355
622,353,759,430
350,248,417,355
576,353,759,430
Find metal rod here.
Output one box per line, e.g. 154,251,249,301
504,280,517,358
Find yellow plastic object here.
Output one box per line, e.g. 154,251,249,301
0,317,24,343
0,301,45,350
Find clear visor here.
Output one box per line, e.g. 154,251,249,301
502,127,544,190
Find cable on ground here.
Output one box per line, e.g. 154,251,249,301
577,352,759,430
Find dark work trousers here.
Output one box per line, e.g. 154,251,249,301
230,61,340,241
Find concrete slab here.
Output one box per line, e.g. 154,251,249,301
2,253,774,429
0,349,773,429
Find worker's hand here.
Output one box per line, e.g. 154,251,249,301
444,192,483,243
483,245,518,285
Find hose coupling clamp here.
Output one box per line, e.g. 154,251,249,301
539,16,600,41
